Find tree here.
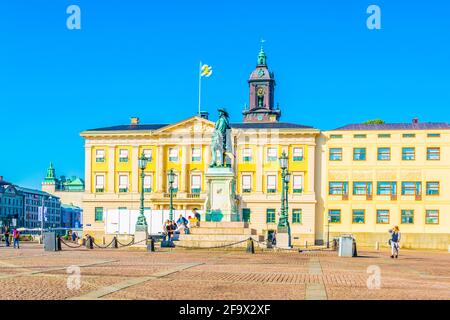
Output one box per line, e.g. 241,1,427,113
363,119,385,125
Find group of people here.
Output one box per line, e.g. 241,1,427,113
1,227,21,249
162,210,201,243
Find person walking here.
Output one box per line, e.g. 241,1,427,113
12,228,20,249
389,226,401,258
4,227,10,247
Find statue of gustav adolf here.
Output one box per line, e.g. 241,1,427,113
209,108,231,167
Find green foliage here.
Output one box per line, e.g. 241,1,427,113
363,119,385,124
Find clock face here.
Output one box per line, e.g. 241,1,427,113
258,69,265,77
257,87,265,96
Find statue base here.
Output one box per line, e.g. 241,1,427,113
205,167,240,222
133,224,148,248
276,225,292,249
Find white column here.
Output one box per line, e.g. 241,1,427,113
131,146,139,193
256,145,263,193
84,145,92,193
181,145,188,192
157,145,164,192
308,145,315,193
108,146,115,193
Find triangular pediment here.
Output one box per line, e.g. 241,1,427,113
154,116,215,135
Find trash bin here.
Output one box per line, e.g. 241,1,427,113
43,232,60,252
338,235,354,257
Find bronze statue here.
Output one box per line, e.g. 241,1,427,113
209,108,230,167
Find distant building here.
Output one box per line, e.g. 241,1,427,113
0,178,23,228
41,162,84,208
61,204,83,228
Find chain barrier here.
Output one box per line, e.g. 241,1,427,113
60,238,84,249
116,238,135,247
93,239,115,249
174,237,250,249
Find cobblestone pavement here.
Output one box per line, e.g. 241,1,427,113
0,243,449,300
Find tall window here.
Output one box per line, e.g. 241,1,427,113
329,182,348,195
190,175,201,193
191,148,202,162
267,148,278,162
328,210,341,223
425,210,439,224
95,175,105,193
353,182,372,196
95,149,105,162
427,147,440,160
293,147,304,161
376,210,389,224
266,209,276,223
119,149,129,162
426,182,439,195
95,207,103,222
329,148,342,161
143,175,152,193
402,147,415,160
292,209,302,224
401,210,414,224
119,175,129,192
292,175,303,193
266,175,277,193
143,149,152,161
352,210,365,224
402,182,421,195
377,182,397,195
169,148,178,162
242,208,251,222
377,148,391,161
241,175,252,193
242,148,252,162
353,148,366,161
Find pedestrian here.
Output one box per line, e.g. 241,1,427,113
163,220,172,242
13,228,20,249
389,226,401,258
176,214,189,234
4,227,10,247
71,231,78,242
192,209,201,227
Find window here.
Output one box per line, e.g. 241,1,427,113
292,175,303,193
329,182,348,195
119,175,129,192
190,175,201,193
242,175,252,193
95,207,103,222
378,134,391,138
377,148,391,161
266,175,277,193
242,148,252,162
426,182,439,195
425,210,439,224
401,210,414,224
95,149,105,162
376,210,389,224
427,133,440,138
377,182,397,195
95,175,105,193
143,175,152,193
402,147,415,160
242,208,251,222
353,148,366,161
169,148,178,162
354,134,367,139
402,182,421,195
266,148,277,162
293,147,304,161
403,133,416,138
353,182,372,195
330,134,343,139
191,148,201,162
329,148,342,161
427,148,440,160
119,149,129,162
328,210,341,223
352,210,365,224
266,209,276,223
143,149,152,161
292,209,302,224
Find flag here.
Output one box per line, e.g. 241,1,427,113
200,64,213,77
44,207,48,222
38,207,42,221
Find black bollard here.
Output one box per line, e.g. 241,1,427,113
147,237,155,252
86,236,93,249
112,236,118,249
57,236,62,251
246,238,255,254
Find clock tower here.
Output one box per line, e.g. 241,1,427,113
243,47,281,123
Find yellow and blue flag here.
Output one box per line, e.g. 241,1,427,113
200,64,213,77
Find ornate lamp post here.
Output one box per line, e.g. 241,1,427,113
167,169,175,221
277,151,291,248
327,214,331,249
136,152,148,228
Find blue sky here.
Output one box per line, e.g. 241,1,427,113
0,0,449,189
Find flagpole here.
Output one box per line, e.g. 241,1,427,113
198,61,202,115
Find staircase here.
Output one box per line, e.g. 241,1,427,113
175,222,263,249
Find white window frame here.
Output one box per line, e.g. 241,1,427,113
143,175,152,191
267,148,278,162
242,174,252,193
119,149,128,159
169,148,178,162
95,149,105,161
143,149,152,161
242,148,253,161
293,147,304,160
190,174,201,192
191,147,202,162
292,175,303,193
266,174,277,192
118,174,129,191
95,174,105,191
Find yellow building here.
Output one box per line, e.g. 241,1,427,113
317,120,450,249
80,48,320,245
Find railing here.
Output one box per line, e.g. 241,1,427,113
163,193,177,198
187,193,200,199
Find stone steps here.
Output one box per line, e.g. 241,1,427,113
197,222,250,229
175,239,250,248
178,234,253,242
189,227,256,235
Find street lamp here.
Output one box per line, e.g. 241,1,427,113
277,151,291,247
167,169,175,221
327,214,331,249
136,152,148,228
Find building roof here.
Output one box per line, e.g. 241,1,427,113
15,186,59,199
231,122,314,129
86,124,168,132
333,122,450,131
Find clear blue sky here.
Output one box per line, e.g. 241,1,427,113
1,0,449,189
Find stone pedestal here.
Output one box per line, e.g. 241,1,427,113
276,226,292,249
133,225,148,248
205,167,240,222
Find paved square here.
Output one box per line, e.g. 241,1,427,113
0,244,449,300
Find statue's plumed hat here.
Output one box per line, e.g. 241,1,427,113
218,108,229,117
